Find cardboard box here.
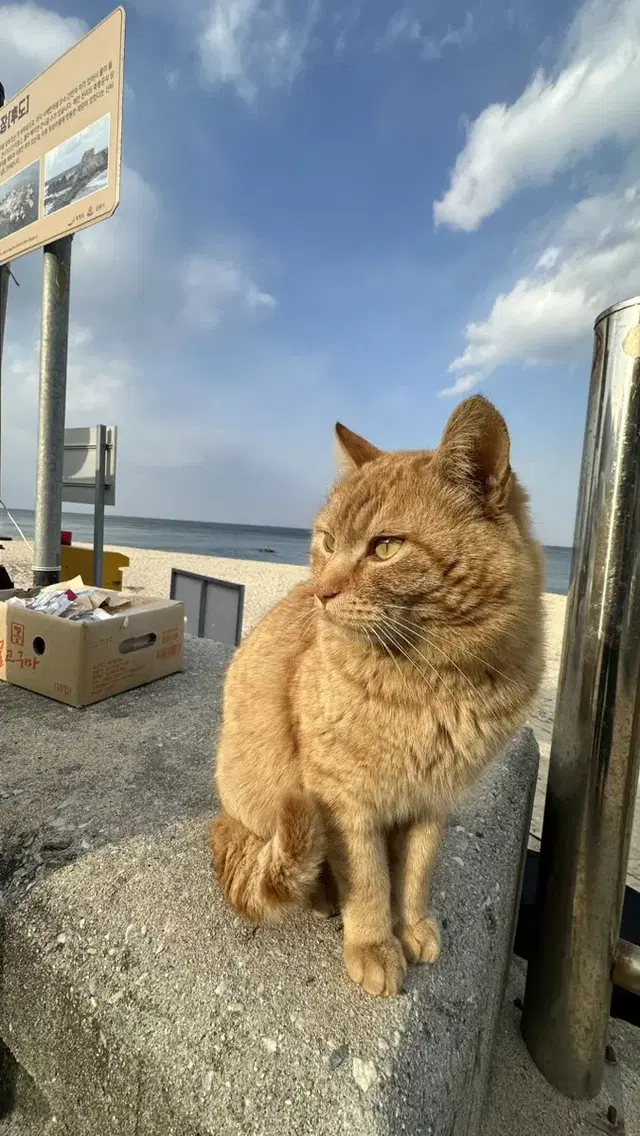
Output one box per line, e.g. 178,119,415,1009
0,582,184,707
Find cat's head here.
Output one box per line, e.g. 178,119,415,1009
310,395,542,652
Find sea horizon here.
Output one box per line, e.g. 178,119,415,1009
0,508,572,596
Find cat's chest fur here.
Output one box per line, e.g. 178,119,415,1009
298,647,502,821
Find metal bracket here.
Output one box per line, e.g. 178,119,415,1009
586,1046,626,1134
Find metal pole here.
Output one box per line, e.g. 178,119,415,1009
93,424,107,586
0,80,8,504
522,295,640,1100
33,236,73,587
0,265,8,502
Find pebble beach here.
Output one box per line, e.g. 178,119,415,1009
3,538,639,886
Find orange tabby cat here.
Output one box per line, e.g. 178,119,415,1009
210,395,544,997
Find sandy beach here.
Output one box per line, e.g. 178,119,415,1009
3,537,638,887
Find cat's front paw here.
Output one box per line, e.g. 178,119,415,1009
397,917,441,964
344,937,407,997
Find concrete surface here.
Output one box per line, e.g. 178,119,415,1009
0,637,539,1135
481,957,640,1136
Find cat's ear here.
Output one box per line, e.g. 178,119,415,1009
437,395,511,513
334,423,382,476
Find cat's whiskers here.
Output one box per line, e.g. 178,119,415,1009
282,606,317,649
387,605,517,686
380,616,466,718
368,623,412,697
281,609,314,638
384,611,498,714
376,616,451,718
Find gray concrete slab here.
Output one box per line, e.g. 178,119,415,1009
481,956,640,1136
0,638,539,1135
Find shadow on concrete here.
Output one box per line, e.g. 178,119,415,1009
0,638,231,905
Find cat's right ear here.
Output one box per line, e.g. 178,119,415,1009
437,395,511,515
334,423,382,477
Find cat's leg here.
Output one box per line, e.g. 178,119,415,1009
329,822,406,997
391,818,444,964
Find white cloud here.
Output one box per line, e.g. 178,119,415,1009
376,7,474,60
1,327,134,514
197,0,321,101
181,252,276,330
441,177,640,394
434,0,640,231
332,0,361,57
0,3,86,97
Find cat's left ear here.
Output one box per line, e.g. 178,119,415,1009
334,423,383,477
437,395,511,514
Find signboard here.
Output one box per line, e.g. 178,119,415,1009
62,425,117,505
170,570,245,647
0,7,125,267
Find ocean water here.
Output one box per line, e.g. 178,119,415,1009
1,509,572,596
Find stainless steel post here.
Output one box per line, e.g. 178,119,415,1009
33,236,73,587
92,424,107,586
522,295,640,1100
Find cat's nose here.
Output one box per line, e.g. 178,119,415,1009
314,586,340,605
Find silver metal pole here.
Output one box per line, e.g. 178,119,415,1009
0,264,8,502
33,236,73,587
93,424,107,586
0,80,8,505
522,295,640,1100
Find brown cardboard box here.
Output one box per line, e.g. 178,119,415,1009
0,583,184,707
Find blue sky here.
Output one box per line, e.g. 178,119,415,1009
2,0,640,545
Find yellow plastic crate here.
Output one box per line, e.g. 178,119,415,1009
60,546,130,591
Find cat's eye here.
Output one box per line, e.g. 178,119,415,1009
373,538,404,560
322,533,336,553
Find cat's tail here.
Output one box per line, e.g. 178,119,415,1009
209,792,325,922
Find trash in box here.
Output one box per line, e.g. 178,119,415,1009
0,576,184,707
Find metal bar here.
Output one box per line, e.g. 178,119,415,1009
0,264,8,503
92,424,107,586
33,236,73,588
0,79,8,505
612,940,640,996
522,294,640,1100
197,579,207,637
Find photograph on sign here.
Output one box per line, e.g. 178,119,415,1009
44,113,110,217
0,160,40,238
0,6,125,266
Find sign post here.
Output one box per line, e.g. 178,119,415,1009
0,7,125,586
33,236,73,586
93,423,107,586
62,424,117,586
0,79,9,505
0,261,7,504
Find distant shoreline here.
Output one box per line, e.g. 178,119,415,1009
1,508,573,594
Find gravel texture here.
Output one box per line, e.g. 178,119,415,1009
0,636,539,1135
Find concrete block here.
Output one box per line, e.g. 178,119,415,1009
0,638,539,1135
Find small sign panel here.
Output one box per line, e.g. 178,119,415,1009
170,570,245,647
62,425,117,506
0,7,125,266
